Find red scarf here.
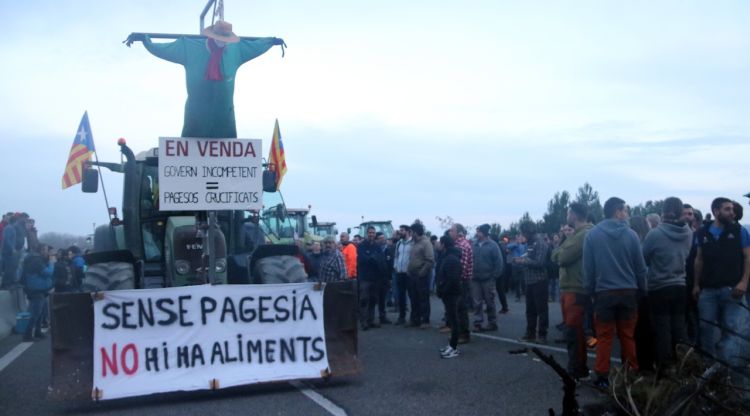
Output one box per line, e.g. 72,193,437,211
205,39,225,81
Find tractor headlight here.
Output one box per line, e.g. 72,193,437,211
175,260,190,275
215,258,227,273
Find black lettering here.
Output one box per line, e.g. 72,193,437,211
101,303,121,329
280,338,295,363
299,295,317,320
145,347,159,372
138,298,154,327
310,337,325,362
237,334,244,362
201,297,217,325
297,336,312,361
178,295,193,326
162,342,169,370
247,340,262,363
177,345,189,368
121,301,137,329
191,344,205,367
156,298,178,325
274,295,290,321
265,339,276,363
220,297,238,323
239,297,256,322
292,290,297,321
258,296,273,323
211,342,225,364
224,341,238,363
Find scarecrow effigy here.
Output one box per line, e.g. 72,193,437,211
125,4,285,138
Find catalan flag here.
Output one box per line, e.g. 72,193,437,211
268,119,287,189
62,112,96,189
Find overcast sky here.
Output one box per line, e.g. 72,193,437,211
1,1,749,236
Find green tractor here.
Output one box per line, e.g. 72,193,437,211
350,220,394,239
311,219,338,239
259,204,322,246
81,139,308,289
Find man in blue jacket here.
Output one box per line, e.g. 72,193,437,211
583,197,647,389
357,226,387,330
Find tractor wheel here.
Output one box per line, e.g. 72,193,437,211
252,255,308,284
82,262,135,291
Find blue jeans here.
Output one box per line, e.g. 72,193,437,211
698,287,748,368
548,279,559,302
25,294,46,339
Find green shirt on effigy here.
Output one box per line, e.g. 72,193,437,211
143,35,277,138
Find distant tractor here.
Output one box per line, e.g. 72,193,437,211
350,220,394,239
311,218,338,238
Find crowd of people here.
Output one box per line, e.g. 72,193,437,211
4,195,749,389
304,195,749,389
1,212,87,341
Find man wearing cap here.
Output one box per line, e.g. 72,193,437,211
126,21,284,138
472,224,504,331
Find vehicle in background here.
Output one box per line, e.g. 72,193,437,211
349,220,394,239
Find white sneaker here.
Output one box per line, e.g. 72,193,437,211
441,348,460,359
439,345,452,354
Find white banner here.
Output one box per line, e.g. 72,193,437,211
158,137,263,211
93,283,329,400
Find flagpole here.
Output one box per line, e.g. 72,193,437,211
93,150,112,222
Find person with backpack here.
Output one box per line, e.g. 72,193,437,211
22,245,55,341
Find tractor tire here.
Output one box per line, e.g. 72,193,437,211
82,261,135,292
252,255,308,284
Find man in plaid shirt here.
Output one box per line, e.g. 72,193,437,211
320,236,347,282
515,221,551,343
449,223,473,343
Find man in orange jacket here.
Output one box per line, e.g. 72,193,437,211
340,232,357,279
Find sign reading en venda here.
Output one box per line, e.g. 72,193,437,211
92,283,329,400
158,137,263,211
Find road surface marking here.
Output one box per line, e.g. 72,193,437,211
290,380,347,416
473,332,622,363
0,342,33,373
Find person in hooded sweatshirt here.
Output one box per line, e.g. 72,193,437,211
583,197,647,389
436,234,462,358
642,197,692,372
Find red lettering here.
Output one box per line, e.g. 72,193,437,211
222,141,232,156
245,142,256,157
177,140,188,156
121,343,139,375
165,140,188,156
101,343,118,377
195,140,254,157
197,140,208,156
165,140,175,156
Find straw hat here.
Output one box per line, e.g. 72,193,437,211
202,20,240,43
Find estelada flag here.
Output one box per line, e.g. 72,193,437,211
62,112,96,189
268,119,287,189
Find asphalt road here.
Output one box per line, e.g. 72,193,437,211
0,296,613,416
